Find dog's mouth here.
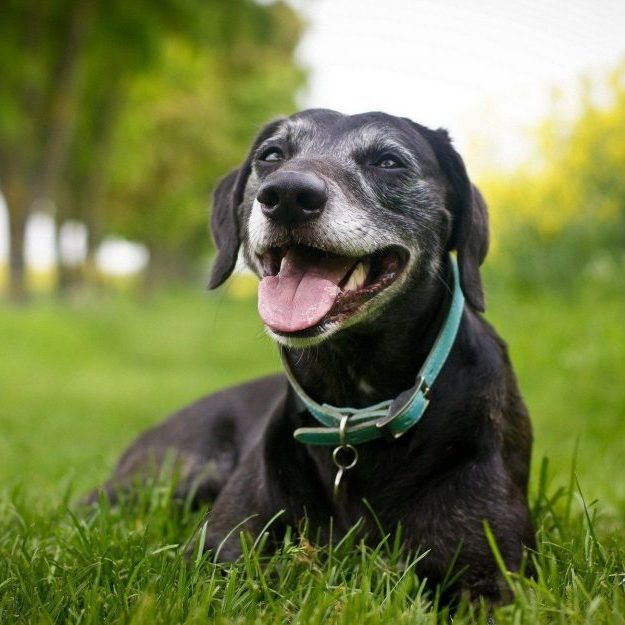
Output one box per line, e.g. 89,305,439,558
257,244,408,335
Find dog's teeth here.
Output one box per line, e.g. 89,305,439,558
344,262,367,292
280,256,287,272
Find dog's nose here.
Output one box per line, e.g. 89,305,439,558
257,172,327,224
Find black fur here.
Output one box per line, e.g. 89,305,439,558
90,110,534,602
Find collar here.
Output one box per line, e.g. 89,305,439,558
282,254,465,446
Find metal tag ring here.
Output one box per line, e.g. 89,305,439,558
332,444,358,471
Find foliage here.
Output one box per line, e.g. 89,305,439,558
0,0,304,295
103,1,305,270
480,58,625,291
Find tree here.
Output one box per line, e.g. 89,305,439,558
0,0,96,298
103,1,304,283
0,0,304,298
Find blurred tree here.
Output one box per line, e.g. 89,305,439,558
102,1,304,285
481,58,625,290
0,0,96,299
0,0,304,298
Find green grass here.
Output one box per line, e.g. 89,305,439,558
484,271,625,522
1,463,624,623
0,287,278,493
0,274,624,623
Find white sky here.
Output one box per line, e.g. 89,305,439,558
294,0,625,169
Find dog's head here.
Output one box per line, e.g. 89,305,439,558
208,109,488,347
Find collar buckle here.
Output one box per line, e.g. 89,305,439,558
375,375,431,441
417,375,432,400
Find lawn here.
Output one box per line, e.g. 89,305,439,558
1,272,624,623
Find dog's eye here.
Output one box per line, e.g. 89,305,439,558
373,154,404,169
259,148,284,163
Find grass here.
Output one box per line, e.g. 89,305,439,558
0,286,277,493
0,272,624,623
1,462,624,623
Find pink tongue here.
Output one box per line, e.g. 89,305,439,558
258,248,354,332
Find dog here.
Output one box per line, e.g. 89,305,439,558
91,109,534,600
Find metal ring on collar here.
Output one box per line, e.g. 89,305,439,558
332,444,358,470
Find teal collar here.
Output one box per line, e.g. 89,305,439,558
283,255,465,447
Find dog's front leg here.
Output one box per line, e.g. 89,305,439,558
191,445,282,561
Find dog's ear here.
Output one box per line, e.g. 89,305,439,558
412,124,489,311
208,169,242,289
208,118,285,289
460,183,489,311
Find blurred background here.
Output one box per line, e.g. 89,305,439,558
1,0,624,525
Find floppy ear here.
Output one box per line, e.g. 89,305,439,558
208,169,242,289
460,184,489,311
208,118,285,289
412,124,489,311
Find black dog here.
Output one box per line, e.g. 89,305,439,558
93,109,534,600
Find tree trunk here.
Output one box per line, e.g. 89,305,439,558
65,82,126,294
35,0,96,201
39,0,96,297
82,86,124,266
1,0,96,301
4,180,30,302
